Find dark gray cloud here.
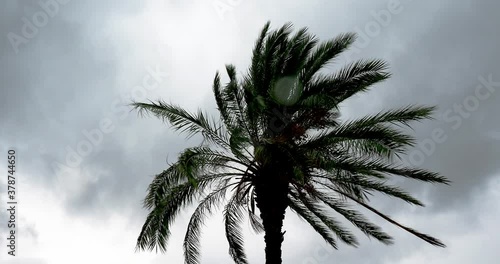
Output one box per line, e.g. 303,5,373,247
351,0,500,212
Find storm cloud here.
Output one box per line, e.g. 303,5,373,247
1,0,499,263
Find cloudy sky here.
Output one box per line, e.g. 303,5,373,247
1,0,499,263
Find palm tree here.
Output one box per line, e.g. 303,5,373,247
133,21,448,264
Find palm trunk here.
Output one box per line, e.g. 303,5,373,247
255,174,289,264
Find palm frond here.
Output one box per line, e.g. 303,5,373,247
335,189,446,247
302,59,390,106
312,190,393,244
213,71,233,130
324,155,448,184
137,180,201,252
183,185,232,264
248,208,265,234
281,26,318,76
302,123,416,158
288,195,339,249
301,32,357,84
314,176,424,206
224,193,249,264
131,101,230,148
259,22,294,95
290,189,358,246
344,105,436,129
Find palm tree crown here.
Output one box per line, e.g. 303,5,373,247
133,21,448,264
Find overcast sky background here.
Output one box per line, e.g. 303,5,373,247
1,0,499,263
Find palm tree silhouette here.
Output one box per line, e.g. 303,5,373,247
133,21,448,264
